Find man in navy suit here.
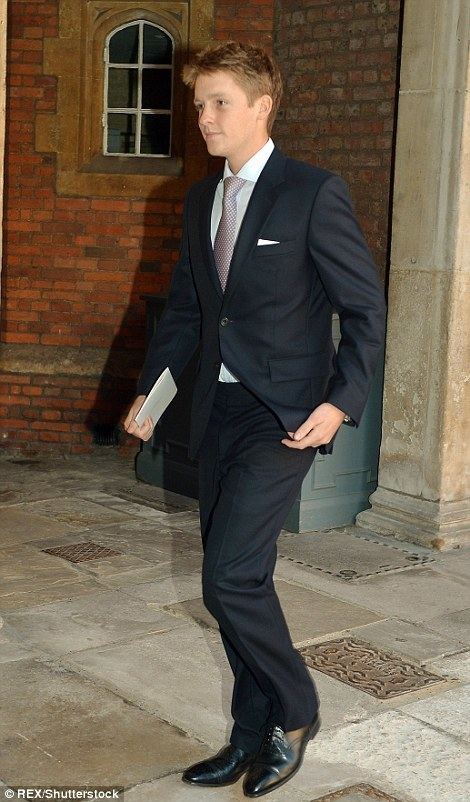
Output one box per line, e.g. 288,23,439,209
125,41,386,798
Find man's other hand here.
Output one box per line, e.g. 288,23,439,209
281,402,346,450
123,395,154,441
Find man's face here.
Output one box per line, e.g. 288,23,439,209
193,70,269,167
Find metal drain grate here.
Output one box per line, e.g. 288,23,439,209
310,783,403,801
300,637,446,699
42,541,122,563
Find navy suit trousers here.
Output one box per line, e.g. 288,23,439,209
198,379,320,752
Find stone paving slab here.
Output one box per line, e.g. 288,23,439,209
0,576,106,613
71,553,167,579
165,580,384,645
0,507,78,546
0,482,73,507
63,624,239,748
124,771,309,801
428,551,470,582
0,620,45,663
155,511,202,530
0,658,210,787
124,756,380,802
94,515,202,539
426,651,470,682
94,554,203,589
307,787,403,802
399,685,470,742
75,490,180,521
3,589,187,655
90,522,202,561
306,666,387,728
418,607,470,647
96,482,200,514
63,621,400,744
341,617,465,662
87,485,199,511
0,545,105,612
19,497,134,528
274,560,470,624
289,710,470,802
121,573,203,607
277,527,438,580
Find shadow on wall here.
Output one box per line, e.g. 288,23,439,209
83,153,223,451
83,174,183,447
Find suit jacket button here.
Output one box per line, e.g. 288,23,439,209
220,317,229,326
213,361,221,368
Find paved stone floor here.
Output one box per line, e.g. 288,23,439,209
0,451,469,802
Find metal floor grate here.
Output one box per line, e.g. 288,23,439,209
42,541,122,563
300,637,446,699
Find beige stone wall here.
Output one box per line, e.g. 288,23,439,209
357,0,470,549
442,50,470,502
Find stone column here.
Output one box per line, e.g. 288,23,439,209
357,0,470,550
0,0,7,299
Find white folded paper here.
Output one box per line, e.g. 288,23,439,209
134,367,177,427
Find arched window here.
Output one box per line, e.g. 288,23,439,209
104,20,174,157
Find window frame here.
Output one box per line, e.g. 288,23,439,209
103,19,175,158
36,1,213,197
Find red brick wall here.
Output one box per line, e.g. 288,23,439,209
1,0,398,455
274,0,402,278
0,372,113,448
1,1,275,454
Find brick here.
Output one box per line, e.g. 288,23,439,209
38,430,61,442
2,333,40,343
90,199,130,213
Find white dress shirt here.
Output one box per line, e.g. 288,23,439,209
211,137,275,382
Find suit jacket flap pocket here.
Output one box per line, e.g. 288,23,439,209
268,352,327,382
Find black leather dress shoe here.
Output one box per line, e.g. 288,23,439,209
242,713,321,797
182,743,258,787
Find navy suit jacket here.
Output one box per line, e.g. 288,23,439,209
137,146,387,461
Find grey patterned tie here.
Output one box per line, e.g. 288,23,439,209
214,175,246,292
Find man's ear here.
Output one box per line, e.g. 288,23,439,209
257,94,273,121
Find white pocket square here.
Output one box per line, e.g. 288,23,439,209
257,238,280,246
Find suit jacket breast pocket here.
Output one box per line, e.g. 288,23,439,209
253,239,298,258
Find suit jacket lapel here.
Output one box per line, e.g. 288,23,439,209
197,147,287,302
197,170,223,299
224,149,286,302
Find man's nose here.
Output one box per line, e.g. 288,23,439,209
199,106,213,127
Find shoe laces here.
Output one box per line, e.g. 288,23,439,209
256,724,286,761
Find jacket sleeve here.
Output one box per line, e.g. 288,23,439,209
308,174,387,428
136,190,201,396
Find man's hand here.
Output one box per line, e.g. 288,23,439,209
123,395,154,442
281,402,346,450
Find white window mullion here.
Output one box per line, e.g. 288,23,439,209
103,46,109,154
135,20,143,156
168,39,174,155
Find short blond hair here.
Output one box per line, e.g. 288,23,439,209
182,41,283,135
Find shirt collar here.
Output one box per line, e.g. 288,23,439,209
222,138,275,184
